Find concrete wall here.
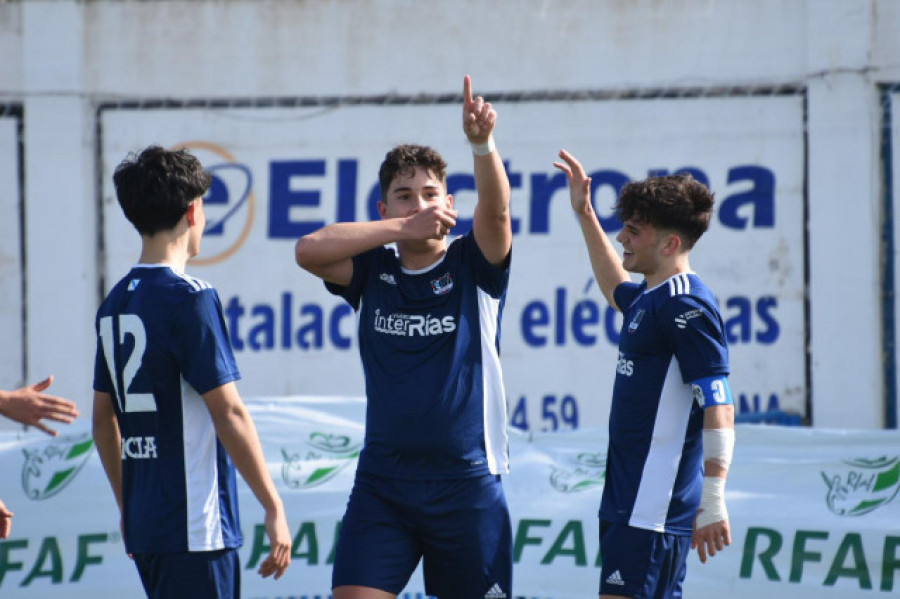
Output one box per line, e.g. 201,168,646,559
1,0,897,429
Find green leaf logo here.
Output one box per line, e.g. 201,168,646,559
821,456,900,516
281,431,361,490
21,434,95,500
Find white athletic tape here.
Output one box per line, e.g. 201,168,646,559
702,427,735,470
471,137,496,156
696,475,728,528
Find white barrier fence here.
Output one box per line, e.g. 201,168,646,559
1,397,899,598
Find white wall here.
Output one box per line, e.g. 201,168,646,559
0,0,897,429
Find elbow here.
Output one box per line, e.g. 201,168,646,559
294,237,315,270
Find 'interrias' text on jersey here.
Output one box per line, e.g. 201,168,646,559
327,232,510,480
93,265,242,554
602,272,729,535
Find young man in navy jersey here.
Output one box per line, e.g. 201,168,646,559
554,150,735,599
295,76,513,599
92,146,291,598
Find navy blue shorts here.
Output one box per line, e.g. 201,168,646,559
332,471,513,598
599,521,690,599
134,548,240,599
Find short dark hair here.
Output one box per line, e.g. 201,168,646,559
616,173,714,249
112,145,211,236
378,144,447,200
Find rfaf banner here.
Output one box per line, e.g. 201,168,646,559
99,94,806,428
1,398,900,598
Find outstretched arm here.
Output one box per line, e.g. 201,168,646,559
0,375,79,436
553,150,629,309
203,382,291,580
464,75,512,266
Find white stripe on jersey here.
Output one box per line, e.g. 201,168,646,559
477,288,509,475
180,377,225,550
667,273,691,297
629,357,694,532
177,272,212,291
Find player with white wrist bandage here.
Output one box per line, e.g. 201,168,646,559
555,150,735,599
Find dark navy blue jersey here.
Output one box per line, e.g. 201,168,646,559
326,232,510,480
93,265,242,554
600,272,729,535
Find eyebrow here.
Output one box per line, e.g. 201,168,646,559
390,183,442,195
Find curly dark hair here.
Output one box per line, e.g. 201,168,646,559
378,144,447,200
113,145,211,236
616,173,714,249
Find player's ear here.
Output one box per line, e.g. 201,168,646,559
185,200,199,226
377,199,387,219
445,194,454,209
661,233,682,256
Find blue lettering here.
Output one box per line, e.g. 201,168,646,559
297,304,324,349
521,301,550,347
225,296,246,350
724,296,781,345
571,300,600,345
249,305,275,350
529,172,569,234
329,304,353,349
719,166,776,229
590,170,630,231
336,159,358,223
223,293,355,352
756,296,779,344
269,160,326,238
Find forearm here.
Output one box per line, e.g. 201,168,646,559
295,219,406,270
472,145,513,264
210,402,283,513
576,207,629,309
91,398,123,512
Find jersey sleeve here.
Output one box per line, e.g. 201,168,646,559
170,288,241,395
659,294,730,383
613,281,643,312
324,247,378,310
92,316,114,394
460,232,509,298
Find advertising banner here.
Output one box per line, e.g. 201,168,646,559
99,94,806,429
1,398,898,598
0,115,23,401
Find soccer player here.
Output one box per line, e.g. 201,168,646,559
0,374,79,539
554,150,735,599
295,76,513,599
92,146,291,598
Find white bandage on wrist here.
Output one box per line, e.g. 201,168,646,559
696,476,728,528
702,427,735,470
470,137,496,156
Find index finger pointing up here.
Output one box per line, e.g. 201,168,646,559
463,75,473,106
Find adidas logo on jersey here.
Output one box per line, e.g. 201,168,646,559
379,273,397,285
484,583,507,598
605,569,626,586
674,308,704,329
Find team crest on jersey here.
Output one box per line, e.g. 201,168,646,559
550,452,606,493
127,278,140,291
281,432,361,490
430,273,453,295
628,309,646,333
821,456,900,516
21,433,94,500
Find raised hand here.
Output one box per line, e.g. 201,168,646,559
553,149,593,216
463,75,496,143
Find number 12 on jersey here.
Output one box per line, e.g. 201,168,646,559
99,314,157,413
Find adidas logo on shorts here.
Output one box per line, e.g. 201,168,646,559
606,569,626,586
484,582,507,598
